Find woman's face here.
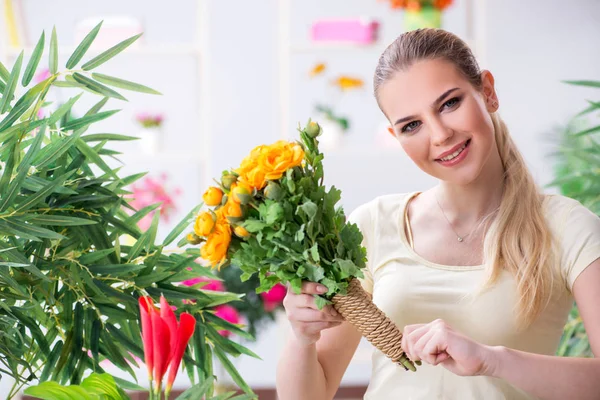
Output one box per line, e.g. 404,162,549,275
378,58,499,186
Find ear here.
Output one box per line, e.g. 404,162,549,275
387,127,396,137
481,70,499,112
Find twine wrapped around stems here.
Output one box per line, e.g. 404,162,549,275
331,278,418,371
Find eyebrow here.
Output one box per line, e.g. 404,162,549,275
393,87,461,126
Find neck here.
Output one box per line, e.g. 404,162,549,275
437,143,505,224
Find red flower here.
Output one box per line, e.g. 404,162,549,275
214,305,241,337
260,283,287,312
138,295,196,397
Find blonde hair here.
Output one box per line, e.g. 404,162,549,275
374,29,559,328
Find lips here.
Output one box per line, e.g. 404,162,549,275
435,139,471,161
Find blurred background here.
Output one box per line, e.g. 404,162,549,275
1,0,599,398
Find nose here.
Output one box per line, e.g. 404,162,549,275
429,117,454,147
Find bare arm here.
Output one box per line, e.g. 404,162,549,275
276,282,363,400
488,258,600,400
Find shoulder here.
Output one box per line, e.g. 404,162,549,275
543,194,599,229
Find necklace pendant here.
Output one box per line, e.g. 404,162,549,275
457,236,463,242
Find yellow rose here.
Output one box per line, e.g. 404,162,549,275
200,223,232,269
221,197,244,223
194,211,216,237
203,187,223,206
230,181,253,204
259,141,304,181
240,167,267,190
234,225,250,238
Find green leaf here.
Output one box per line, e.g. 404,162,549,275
62,109,119,131
0,126,45,212
81,33,142,71
111,376,145,392
0,50,23,113
0,80,46,131
88,263,146,275
48,93,83,125
75,138,119,179
22,31,46,86
14,171,73,212
574,124,600,137
213,347,255,396
33,130,85,168
25,215,97,226
164,203,203,246
1,218,65,240
79,248,116,264
0,60,9,81
40,340,64,382
66,21,102,69
563,80,600,88
266,203,284,225
49,26,58,74
80,372,131,400
176,378,214,400
24,381,94,400
72,73,127,101
82,133,138,142
92,73,161,95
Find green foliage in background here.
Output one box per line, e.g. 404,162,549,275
549,79,599,358
0,23,257,399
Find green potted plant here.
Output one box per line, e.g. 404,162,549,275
0,23,257,399
549,79,599,358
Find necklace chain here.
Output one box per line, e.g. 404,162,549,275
435,194,479,243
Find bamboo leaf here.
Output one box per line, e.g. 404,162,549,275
79,249,116,264
62,109,119,131
10,307,51,355
72,73,127,101
0,80,47,131
66,21,103,69
81,33,142,71
75,138,119,179
177,378,214,400
87,263,146,275
14,171,73,212
163,203,203,246
0,60,9,81
574,124,600,137
25,215,97,226
0,126,45,212
563,80,600,88
23,176,78,195
91,73,161,95
2,218,65,240
82,133,138,142
22,31,46,86
213,346,255,396
47,93,82,125
39,340,64,382
49,26,58,74
0,51,23,113
0,141,16,199
33,130,85,168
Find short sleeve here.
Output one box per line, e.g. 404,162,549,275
559,201,600,292
347,202,374,294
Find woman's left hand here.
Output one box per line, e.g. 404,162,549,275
401,319,497,377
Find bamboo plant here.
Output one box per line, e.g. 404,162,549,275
0,23,257,399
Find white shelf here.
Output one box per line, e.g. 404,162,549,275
5,44,201,58
290,42,387,54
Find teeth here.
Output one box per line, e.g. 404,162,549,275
440,142,467,161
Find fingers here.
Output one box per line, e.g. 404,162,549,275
301,281,328,295
287,306,344,323
403,320,452,365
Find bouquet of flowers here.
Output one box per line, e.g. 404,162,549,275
186,122,418,371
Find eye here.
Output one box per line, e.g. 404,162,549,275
441,96,461,111
401,120,421,133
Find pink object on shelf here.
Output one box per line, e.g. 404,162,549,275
311,19,379,44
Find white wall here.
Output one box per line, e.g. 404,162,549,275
1,0,599,397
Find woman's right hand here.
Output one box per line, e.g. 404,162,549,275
283,281,345,347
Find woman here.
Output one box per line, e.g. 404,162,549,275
276,29,600,399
